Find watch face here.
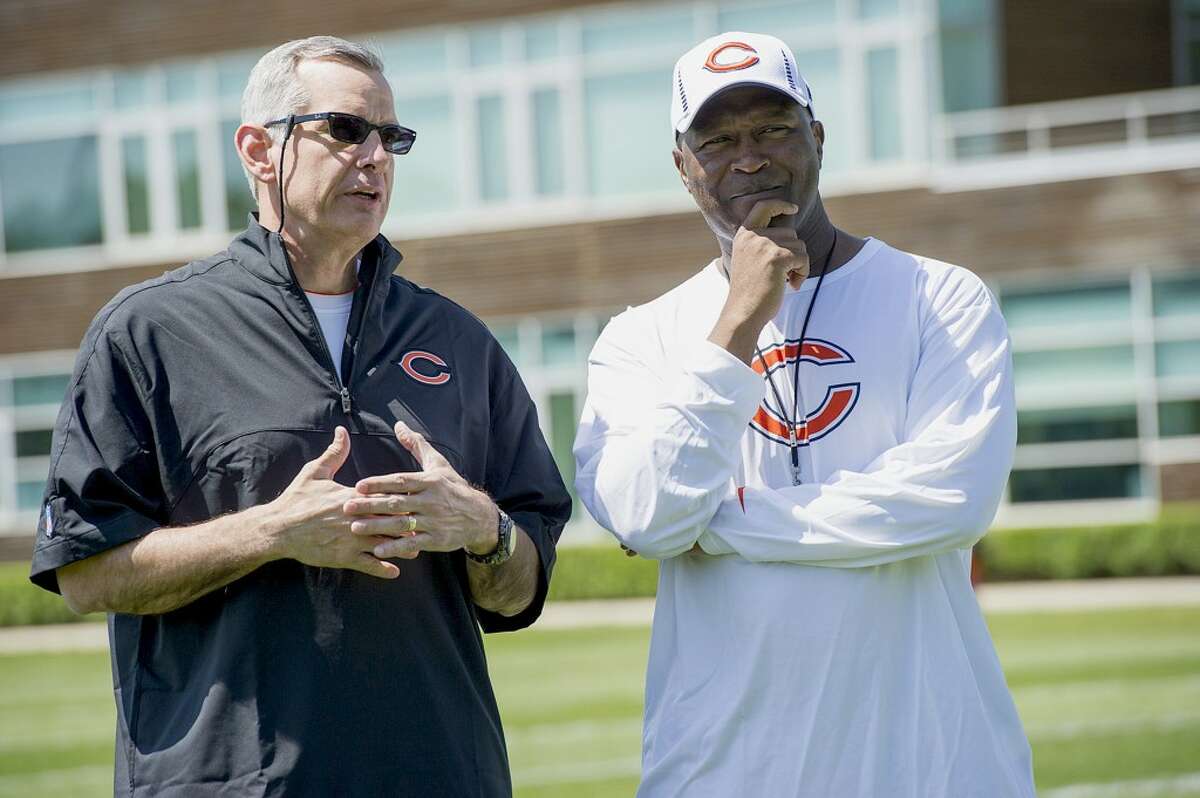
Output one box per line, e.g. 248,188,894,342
500,513,516,557
468,510,515,566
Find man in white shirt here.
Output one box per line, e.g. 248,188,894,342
574,31,1036,797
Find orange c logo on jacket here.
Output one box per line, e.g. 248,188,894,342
399,351,451,385
749,338,859,446
704,42,760,73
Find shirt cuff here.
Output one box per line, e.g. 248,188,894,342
678,340,763,413
698,527,736,556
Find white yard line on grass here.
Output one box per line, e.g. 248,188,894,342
3,576,1198,652
507,717,642,748
1013,674,1200,705
1026,713,1200,741
0,621,105,654
1041,771,1200,798
512,756,642,788
529,576,1200,629
503,713,1200,788
535,598,655,629
978,577,1200,614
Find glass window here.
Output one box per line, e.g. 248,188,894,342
1189,39,1200,86
12,375,70,406
173,129,203,229
164,64,201,104
18,481,45,511
0,80,95,123
1180,0,1200,83
938,0,999,112
1153,273,1200,318
582,6,696,54
524,20,560,61
549,390,579,510
378,34,449,77
217,53,257,100
1001,283,1131,330
390,95,458,215
866,47,902,161
1159,399,1200,437
492,326,521,364
477,95,509,202
113,69,151,109
222,120,257,230
860,0,900,18
1156,340,1200,378
533,88,565,196
1017,404,1138,444
15,429,53,458
542,324,577,366
719,1,836,34
469,27,506,68
795,49,846,173
1009,464,1142,503
1013,346,1136,397
0,137,102,253
585,70,679,196
122,136,151,235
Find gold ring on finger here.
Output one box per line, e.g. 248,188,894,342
406,515,417,534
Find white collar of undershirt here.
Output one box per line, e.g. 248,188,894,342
304,256,361,310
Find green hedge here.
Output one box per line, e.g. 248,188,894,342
2,505,1196,626
0,562,95,627
979,504,1200,582
0,545,660,627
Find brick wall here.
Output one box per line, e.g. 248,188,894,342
0,0,617,79
4,168,1199,355
1161,462,1200,502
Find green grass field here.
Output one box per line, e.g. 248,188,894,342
1,606,1198,797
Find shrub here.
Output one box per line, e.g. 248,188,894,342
978,503,1200,581
0,562,91,626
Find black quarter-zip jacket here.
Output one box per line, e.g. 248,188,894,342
30,220,572,797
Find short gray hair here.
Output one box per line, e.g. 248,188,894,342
239,36,385,197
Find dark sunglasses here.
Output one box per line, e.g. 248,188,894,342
265,112,417,155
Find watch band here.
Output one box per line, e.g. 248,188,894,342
465,508,515,566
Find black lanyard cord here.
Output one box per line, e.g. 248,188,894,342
754,228,838,485
276,114,296,235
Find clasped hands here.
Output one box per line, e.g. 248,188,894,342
269,421,499,579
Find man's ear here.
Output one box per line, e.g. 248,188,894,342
810,119,825,168
236,124,275,188
673,146,690,191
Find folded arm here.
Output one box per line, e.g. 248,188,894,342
574,312,763,559
699,280,1016,567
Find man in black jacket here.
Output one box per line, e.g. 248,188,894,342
29,36,570,797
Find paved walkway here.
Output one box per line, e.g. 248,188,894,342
3,576,1199,654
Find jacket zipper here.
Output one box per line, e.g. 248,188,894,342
293,287,353,415
280,241,381,420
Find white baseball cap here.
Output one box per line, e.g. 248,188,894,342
670,31,814,134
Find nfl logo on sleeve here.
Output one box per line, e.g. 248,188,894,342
41,502,54,539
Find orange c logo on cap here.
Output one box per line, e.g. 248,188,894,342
704,42,760,73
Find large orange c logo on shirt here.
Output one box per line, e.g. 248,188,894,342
704,42,760,73
749,338,860,446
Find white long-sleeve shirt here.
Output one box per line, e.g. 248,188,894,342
574,238,1035,797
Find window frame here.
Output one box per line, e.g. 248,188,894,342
0,351,76,535
0,1,939,273
989,265,1200,526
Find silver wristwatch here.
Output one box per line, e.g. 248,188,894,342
465,508,515,566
